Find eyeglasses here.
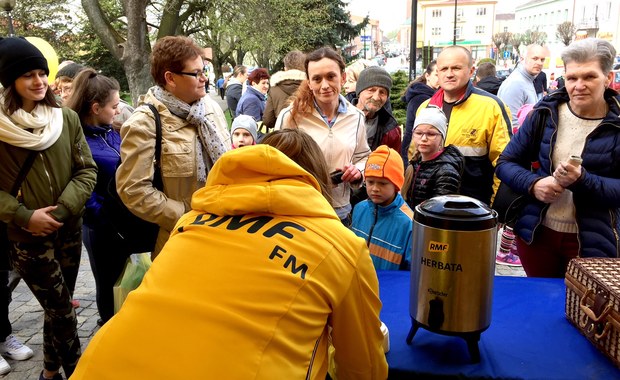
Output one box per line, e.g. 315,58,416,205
413,131,442,139
173,67,208,79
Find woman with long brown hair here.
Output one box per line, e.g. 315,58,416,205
274,47,370,225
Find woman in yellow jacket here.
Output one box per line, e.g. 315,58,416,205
72,129,388,380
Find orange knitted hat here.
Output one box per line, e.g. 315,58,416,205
364,145,404,190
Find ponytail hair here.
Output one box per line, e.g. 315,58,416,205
66,68,120,123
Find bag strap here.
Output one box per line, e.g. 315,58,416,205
10,151,38,197
145,103,163,191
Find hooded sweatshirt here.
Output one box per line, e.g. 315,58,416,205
72,145,388,380
263,69,306,129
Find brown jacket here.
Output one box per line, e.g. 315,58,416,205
262,69,306,130
116,88,230,256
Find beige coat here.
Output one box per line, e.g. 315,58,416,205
116,88,230,256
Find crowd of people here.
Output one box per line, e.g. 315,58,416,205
0,33,619,379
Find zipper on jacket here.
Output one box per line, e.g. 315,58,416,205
366,204,379,247
76,142,86,167
98,134,121,158
305,335,322,380
529,108,556,243
40,153,55,199
610,210,620,257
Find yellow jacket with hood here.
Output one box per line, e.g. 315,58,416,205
72,145,388,380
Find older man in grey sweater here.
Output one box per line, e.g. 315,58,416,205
498,44,548,132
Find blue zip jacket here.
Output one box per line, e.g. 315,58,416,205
236,86,266,121
83,124,122,228
351,193,414,270
496,88,620,258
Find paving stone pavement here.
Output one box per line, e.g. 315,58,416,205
2,246,99,380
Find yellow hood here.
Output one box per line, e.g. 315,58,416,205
191,144,338,220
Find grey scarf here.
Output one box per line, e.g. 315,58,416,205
151,86,228,182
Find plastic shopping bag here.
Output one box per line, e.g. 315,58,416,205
113,252,152,314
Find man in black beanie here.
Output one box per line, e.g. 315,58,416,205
55,62,85,105
352,66,401,153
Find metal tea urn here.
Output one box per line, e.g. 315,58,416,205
406,195,498,362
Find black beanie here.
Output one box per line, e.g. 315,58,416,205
355,66,392,97
56,63,85,80
0,37,49,88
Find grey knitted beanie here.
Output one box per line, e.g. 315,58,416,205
414,106,448,140
355,66,392,96
231,115,258,144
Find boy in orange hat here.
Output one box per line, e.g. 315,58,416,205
351,145,413,270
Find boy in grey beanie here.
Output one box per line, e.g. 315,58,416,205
231,115,258,149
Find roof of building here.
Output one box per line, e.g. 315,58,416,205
496,13,515,21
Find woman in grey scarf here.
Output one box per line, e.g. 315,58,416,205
116,36,230,259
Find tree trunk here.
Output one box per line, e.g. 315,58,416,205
81,0,153,106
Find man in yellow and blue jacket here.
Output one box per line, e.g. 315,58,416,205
408,46,511,205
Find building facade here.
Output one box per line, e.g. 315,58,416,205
418,0,498,61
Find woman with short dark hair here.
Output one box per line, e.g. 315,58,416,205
236,68,270,122
115,35,230,259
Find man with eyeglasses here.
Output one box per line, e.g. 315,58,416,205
115,36,230,259
409,45,510,205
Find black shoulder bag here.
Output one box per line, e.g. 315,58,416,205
1,151,38,269
103,104,163,253
492,111,547,226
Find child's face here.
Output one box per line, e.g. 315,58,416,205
413,124,443,156
365,176,397,207
232,128,254,148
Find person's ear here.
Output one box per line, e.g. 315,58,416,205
91,102,101,115
341,71,347,86
164,71,176,87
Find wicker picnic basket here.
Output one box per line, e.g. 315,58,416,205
565,258,620,368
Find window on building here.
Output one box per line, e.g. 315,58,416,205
455,26,463,39
477,7,486,16
432,9,442,17
457,8,464,17
476,26,485,34
504,26,508,32
432,27,441,36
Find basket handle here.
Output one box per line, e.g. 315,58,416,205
579,288,613,340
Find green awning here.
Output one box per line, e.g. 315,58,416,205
435,40,483,46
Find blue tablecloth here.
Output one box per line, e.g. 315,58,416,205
378,271,620,379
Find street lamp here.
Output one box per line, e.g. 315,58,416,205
0,0,15,36
453,0,457,45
